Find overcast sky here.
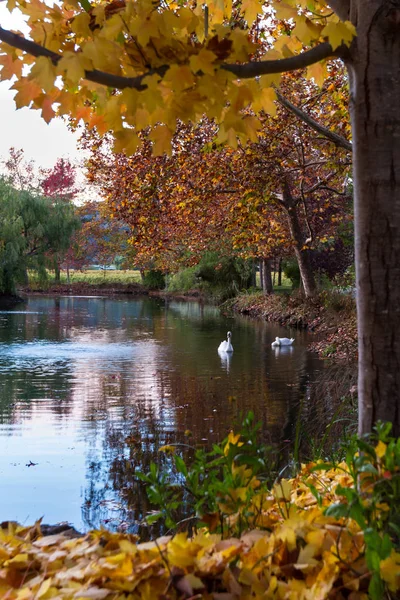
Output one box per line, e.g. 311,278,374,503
0,4,85,171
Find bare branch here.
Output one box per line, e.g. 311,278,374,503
0,26,347,92
275,90,352,152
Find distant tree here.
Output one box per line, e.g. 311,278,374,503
0,179,80,295
2,147,40,192
40,159,78,282
63,200,129,275
41,158,77,201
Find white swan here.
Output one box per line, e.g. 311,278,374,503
218,331,233,352
271,336,295,347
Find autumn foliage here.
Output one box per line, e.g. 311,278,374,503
1,425,400,599
83,69,351,285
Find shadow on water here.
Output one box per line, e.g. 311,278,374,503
0,295,355,536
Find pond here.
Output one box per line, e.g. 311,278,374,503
0,295,328,534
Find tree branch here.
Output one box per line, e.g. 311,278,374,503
0,26,347,92
275,89,352,152
221,42,346,78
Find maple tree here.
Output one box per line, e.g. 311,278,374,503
83,69,351,298
61,199,131,275
0,0,398,434
41,157,77,201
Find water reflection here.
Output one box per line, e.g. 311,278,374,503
0,295,326,535
218,349,232,373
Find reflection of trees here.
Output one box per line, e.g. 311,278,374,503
0,295,334,536
80,303,331,535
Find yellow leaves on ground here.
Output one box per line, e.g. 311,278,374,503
380,551,400,591
2,458,399,600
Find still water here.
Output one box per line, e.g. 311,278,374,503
0,295,325,533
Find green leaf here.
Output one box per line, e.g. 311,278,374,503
368,573,385,600
78,0,92,12
146,511,163,524
174,455,188,477
325,502,349,519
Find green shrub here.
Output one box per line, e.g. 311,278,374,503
167,267,199,293
282,259,301,288
142,269,165,290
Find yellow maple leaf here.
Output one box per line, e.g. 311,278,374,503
12,77,42,108
34,94,56,123
113,131,140,156
0,54,23,80
251,85,277,115
375,440,387,459
57,52,92,84
190,49,217,76
380,551,400,591
274,2,299,20
321,21,356,51
292,16,321,45
164,65,195,92
149,124,173,156
306,61,328,87
30,57,57,93
104,96,124,130
223,431,243,455
70,12,92,39
273,478,292,501
240,0,263,26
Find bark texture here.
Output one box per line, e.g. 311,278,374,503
282,181,317,298
260,259,273,294
348,1,400,435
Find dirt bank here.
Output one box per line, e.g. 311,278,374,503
19,282,146,296
227,291,357,362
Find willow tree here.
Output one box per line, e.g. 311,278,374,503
0,0,398,435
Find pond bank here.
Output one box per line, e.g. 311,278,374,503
18,281,146,296
226,290,358,362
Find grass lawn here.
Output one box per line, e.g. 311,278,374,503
255,271,292,291
28,269,143,287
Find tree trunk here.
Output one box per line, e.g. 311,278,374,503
250,260,257,288
282,180,316,298
348,4,400,435
260,258,273,294
272,260,276,286
278,258,282,287
54,256,61,284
